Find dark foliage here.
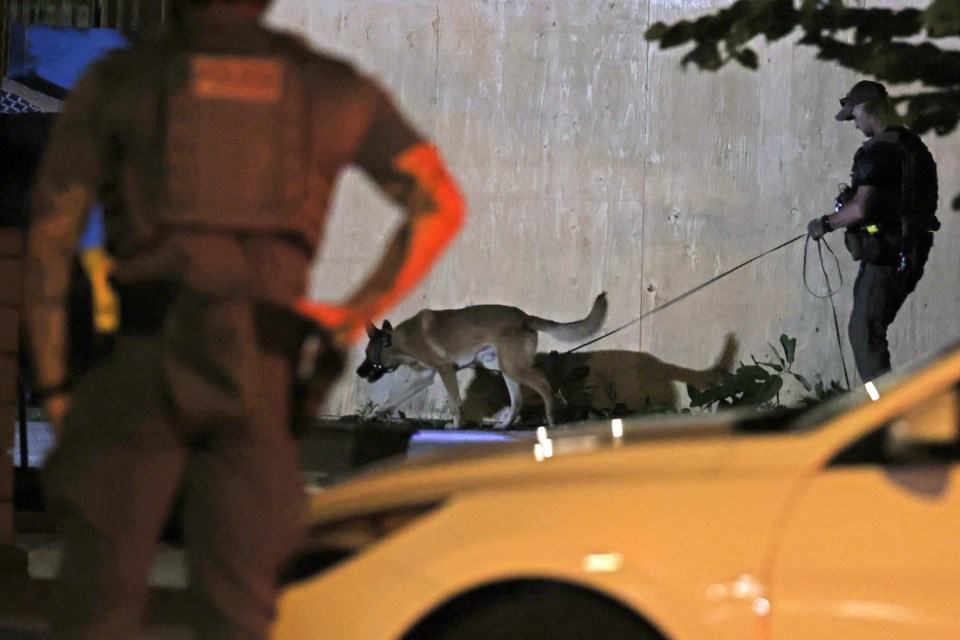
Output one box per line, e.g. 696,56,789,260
645,0,959,208
687,334,847,411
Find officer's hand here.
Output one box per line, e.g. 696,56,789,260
295,300,365,347
807,216,829,241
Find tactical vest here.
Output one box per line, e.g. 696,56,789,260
851,127,940,240
161,51,312,239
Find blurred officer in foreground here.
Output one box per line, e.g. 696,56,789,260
807,80,938,384
24,0,466,638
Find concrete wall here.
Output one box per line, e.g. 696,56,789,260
265,0,960,420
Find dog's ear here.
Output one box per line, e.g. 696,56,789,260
366,322,378,338
382,320,393,333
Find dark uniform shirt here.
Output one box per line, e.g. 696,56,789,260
27,6,425,385
850,125,939,239
36,7,421,294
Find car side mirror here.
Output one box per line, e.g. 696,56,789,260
886,389,960,458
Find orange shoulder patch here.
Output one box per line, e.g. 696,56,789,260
190,55,283,104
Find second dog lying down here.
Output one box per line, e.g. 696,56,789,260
356,293,608,429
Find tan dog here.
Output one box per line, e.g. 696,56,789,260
357,293,608,429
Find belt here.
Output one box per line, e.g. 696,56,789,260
116,281,328,356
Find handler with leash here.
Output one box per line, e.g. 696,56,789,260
807,80,939,385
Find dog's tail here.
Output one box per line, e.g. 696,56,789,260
526,292,608,342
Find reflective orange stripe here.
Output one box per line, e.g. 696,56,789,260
191,56,282,103
294,299,349,330
386,142,466,303
298,143,465,344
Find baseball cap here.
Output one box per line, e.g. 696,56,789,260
835,80,887,121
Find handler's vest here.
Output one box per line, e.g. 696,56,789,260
162,51,311,239
845,127,939,263
851,128,940,238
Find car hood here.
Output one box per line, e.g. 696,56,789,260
305,412,806,523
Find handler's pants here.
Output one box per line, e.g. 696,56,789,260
848,262,921,383
43,334,305,640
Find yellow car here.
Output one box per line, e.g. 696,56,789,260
274,344,960,640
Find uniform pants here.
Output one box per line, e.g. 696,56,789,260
848,262,921,383
43,333,305,640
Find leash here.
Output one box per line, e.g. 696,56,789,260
461,231,851,393
568,233,807,354
802,235,851,389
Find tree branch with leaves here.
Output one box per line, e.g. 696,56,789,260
645,0,960,208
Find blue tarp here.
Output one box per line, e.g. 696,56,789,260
7,25,128,246
8,24,129,93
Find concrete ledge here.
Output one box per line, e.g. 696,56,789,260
301,420,417,479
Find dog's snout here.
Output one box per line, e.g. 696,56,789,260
356,360,386,382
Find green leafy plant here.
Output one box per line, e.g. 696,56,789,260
687,334,843,411
553,363,597,419
800,376,849,406
355,400,387,422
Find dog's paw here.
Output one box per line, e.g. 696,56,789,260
443,421,460,430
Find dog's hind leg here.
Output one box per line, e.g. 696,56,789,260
498,331,556,427
496,376,523,430
508,367,556,427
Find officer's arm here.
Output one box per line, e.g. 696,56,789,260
24,70,103,409
25,188,95,422
298,143,465,342
827,184,875,230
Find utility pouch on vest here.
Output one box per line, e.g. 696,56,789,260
844,227,899,265
897,231,934,280
844,229,873,262
254,303,345,438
